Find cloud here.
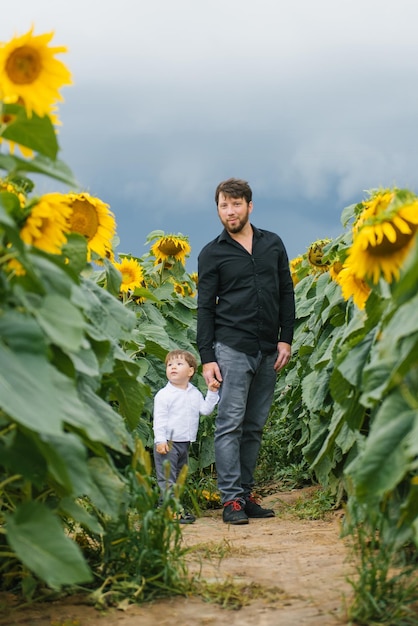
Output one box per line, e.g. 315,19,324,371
2,0,418,272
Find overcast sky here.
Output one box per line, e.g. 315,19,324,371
2,1,418,268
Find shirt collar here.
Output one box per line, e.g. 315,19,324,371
167,381,192,392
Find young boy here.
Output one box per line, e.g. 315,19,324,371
153,349,220,523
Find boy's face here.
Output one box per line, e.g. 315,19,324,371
166,355,194,388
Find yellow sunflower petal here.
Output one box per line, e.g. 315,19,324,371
337,266,371,309
20,192,72,254
381,221,398,244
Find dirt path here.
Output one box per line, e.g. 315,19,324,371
1,488,355,626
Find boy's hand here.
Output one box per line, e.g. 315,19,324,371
208,380,221,392
156,442,169,454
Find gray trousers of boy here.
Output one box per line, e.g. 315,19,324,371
154,440,190,498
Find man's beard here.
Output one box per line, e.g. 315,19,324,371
224,212,249,234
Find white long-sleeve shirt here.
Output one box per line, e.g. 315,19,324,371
153,382,219,444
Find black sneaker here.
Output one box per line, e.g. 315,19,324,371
245,495,275,518
222,498,249,525
178,511,196,524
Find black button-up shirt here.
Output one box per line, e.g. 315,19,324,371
197,225,295,363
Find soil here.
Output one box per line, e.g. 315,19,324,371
0,486,357,626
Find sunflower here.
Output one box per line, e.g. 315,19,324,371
6,258,26,277
189,272,198,286
289,255,304,285
151,233,191,266
65,192,116,261
345,190,418,284
353,190,394,234
0,179,26,206
329,260,343,282
0,27,72,117
334,266,371,310
307,238,331,272
113,257,144,293
173,281,185,296
20,192,72,254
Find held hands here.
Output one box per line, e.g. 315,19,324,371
203,362,222,391
156,442,170,455
208,379,221,392
274,341,292,372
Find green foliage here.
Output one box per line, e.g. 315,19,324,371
289,487,337,520
345,500,418,625
78,440,191,608
0,93,191,600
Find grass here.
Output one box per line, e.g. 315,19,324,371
193,578,292,610
345,502,418,625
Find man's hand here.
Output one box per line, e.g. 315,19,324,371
274,342,292,372
202,361,223,388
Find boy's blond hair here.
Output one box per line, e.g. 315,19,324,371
165,349,198,375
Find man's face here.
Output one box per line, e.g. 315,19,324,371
217,192,253,234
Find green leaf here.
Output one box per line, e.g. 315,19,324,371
5,501,92,587
86,457,127,517
301,367,331,414
0,309,48,354
198,435,215,469
360,359,397,406
137,322,173,351
32,294,86,352
336,333,374,387
345,392,415,501
36,433,92,495
0,191,21,224
0,153,78,187
61,233,89,275
2,104,59,160
77,382,133,453
0,346,66,435
0,430,47,487
102,258,122,297
109,361,150,430
377,294,418,355
165,301,195,325
131,287,162,303
59,497,103,534
76,278,136,341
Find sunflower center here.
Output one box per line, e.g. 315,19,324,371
367,222,417,256
122,269,135,283
5,46,42,85
69,199,99,240
159,240,183,255
1,113,16,125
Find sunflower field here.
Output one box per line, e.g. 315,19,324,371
1,25,417,617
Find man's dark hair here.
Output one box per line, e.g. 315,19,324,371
215,178,252,205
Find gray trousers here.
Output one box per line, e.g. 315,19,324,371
214,342,277,504
154,440,190,498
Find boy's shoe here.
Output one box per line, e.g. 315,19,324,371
222,498,249,525
178,511,196,524
244,494,275,518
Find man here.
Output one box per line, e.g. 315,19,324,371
197,178,295,525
